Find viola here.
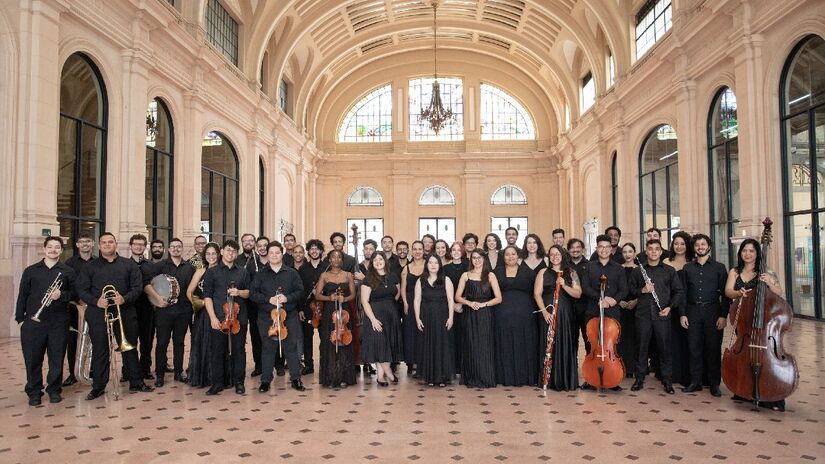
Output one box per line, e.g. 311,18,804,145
220,281,241,356
581,274,625,391
329,288,353,351
722,218,799,404
268,287,288,356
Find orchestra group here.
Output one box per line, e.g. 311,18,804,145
15,222,796,412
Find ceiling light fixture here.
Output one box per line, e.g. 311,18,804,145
418,1,454,135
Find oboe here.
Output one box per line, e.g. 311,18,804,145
542,271,563,391
635,258,662,311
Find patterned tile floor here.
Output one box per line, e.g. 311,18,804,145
0,319,822,463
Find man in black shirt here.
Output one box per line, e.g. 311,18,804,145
282,233,297,268
380,236,399,276
63,233,95,386
149,239,165,263
679,234,729,396
589,226,624,264
251,241,306,392
76,232,153,400
130,233,156,379
322,232,357,273
629,239,683,394
505,227,520,249
636,227,672,264
566,238,590,355
299,239,326,374
243,235,269,378
16,236,76,405
144,238,195,387
391,240,409,277
203,240,250,396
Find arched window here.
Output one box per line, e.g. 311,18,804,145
639,124,679,244
490,185,527,205
708,87,740,268
480,84,536,140
259,158,265,236
419,186,455,206
58,53,107,256
145,98,174,245
338,84,392,142
347,186,384,206
780,34,825,319
611,151,618,224
201,131,239,243
409,77,464,141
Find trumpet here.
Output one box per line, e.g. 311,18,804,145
30,272,63,322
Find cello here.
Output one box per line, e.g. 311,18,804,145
268,287,288,357
722,218,798,404
581,275,625,391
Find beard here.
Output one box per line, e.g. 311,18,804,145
151,250,164,260
695,249,710,257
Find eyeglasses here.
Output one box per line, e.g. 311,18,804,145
597,245,612,250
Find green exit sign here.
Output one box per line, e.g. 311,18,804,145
41,229,51,236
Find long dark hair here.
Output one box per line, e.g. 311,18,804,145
420,253,444,287
482,233,502,252
365,251,389,289
547,244,573,284
669,231,695,261
735,238,761,274
469,249,493,290
202,242,221,267
519,233,546,259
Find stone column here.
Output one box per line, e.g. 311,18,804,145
180,86,206,255
673,78,701,234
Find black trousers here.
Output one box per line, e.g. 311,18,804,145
248,302,262,370
21,316,68,398
209,323,247,387
687,304,722,386
154,309,190,376
301,314,315,367
574,300,590,355
87,307,143,390
259,311,303,383
136,303,155,375
65,305,78,376
635,316,672,382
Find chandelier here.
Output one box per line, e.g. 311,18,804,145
418,1,454,134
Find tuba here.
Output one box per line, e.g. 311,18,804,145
74,301,93,384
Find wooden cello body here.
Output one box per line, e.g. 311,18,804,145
581,275,625,390
721,218,798,404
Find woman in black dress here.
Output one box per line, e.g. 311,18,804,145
724,238,787,411
400,241,426,375
482,233,504,271
619,243,639,378
444,242,466,374
534,245,581,391
185,243,226,388
662,231,693,386
494,246,538,386
361,251,403,386
519,233,548,275
414,254,455,386
434,239,450,265
314,250,357,388
455,249,502,388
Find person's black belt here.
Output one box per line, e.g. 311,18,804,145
688,301,718,306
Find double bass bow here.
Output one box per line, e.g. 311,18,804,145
581,275,625,392
542,270,564,391
722,218,798,405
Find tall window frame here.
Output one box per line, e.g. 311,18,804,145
205,0,239,66
58,52,108,257
490,216,528,246
201,131,239,243
145,97,174,245
418,217,456,244
780,34,825,320
279,78,290,115
479,83,536,141
346,218,385,259
635,0,672,59
611,151,619,225
409,77,464,141
708,87,740,268
639,124,679,246
581,71,595,113
259,158,265,236
338,84,393,143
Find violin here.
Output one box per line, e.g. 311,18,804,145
329,287,352,352
220,281,241,355
268,287,288,356
310,299,322,328
722,218,799,404
581,274,625,391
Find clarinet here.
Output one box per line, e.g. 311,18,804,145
542,271,564,391
635,258,662,311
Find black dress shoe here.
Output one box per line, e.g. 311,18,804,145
581,382,597,391
610,385,624,392
235,384,245,395
681,383,702,393
144,372,155,380
62,375,78,387
174,373,188,383
377,380,388,387
258,382,270,393
631,380,645,391
48,394,62,404
276,368,286,377
154,376,164,388
206,385,222,396
710,385,722,397
301,366,315,375
291,379,306,392
86,388,105,400
251,368,262,377
28,396,42,406
130,384,154,393
663,383,675,395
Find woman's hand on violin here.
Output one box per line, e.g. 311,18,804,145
269,294,286,305
416,318,424,331
371,317,383,332
446,317,453,330
210,317,221,331
680,316,689,329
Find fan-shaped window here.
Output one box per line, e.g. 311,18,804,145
409,77,464,141
480,84,536,141
639,124,679,244
347,186,384,206
201,131,239,243
419,186,456,206
338,84,392,142
145,98,174,245
490,185,527,205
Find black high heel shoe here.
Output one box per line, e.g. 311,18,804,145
377,379,389,387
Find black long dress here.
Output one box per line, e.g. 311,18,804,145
319,281,357,388
418,278,454,385
403,267,423,366
188,272,229,388
460,279,496,388
494,266,538,386
619,265,639,378
540,269,579,391
443,262,465,373
361,273,403,364
670,267,691,386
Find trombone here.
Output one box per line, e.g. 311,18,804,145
100,285,135,400
30,272,63,322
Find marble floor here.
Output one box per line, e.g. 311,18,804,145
0,319,822,464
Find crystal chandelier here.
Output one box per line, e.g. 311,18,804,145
418,1,454,134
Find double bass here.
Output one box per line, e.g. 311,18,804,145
581,275,625,391
722,218,798,404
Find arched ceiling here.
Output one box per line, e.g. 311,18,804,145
229,0,631,141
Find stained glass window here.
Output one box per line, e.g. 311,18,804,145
338,84,392,142
409,77,464,141
480,84,535,141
